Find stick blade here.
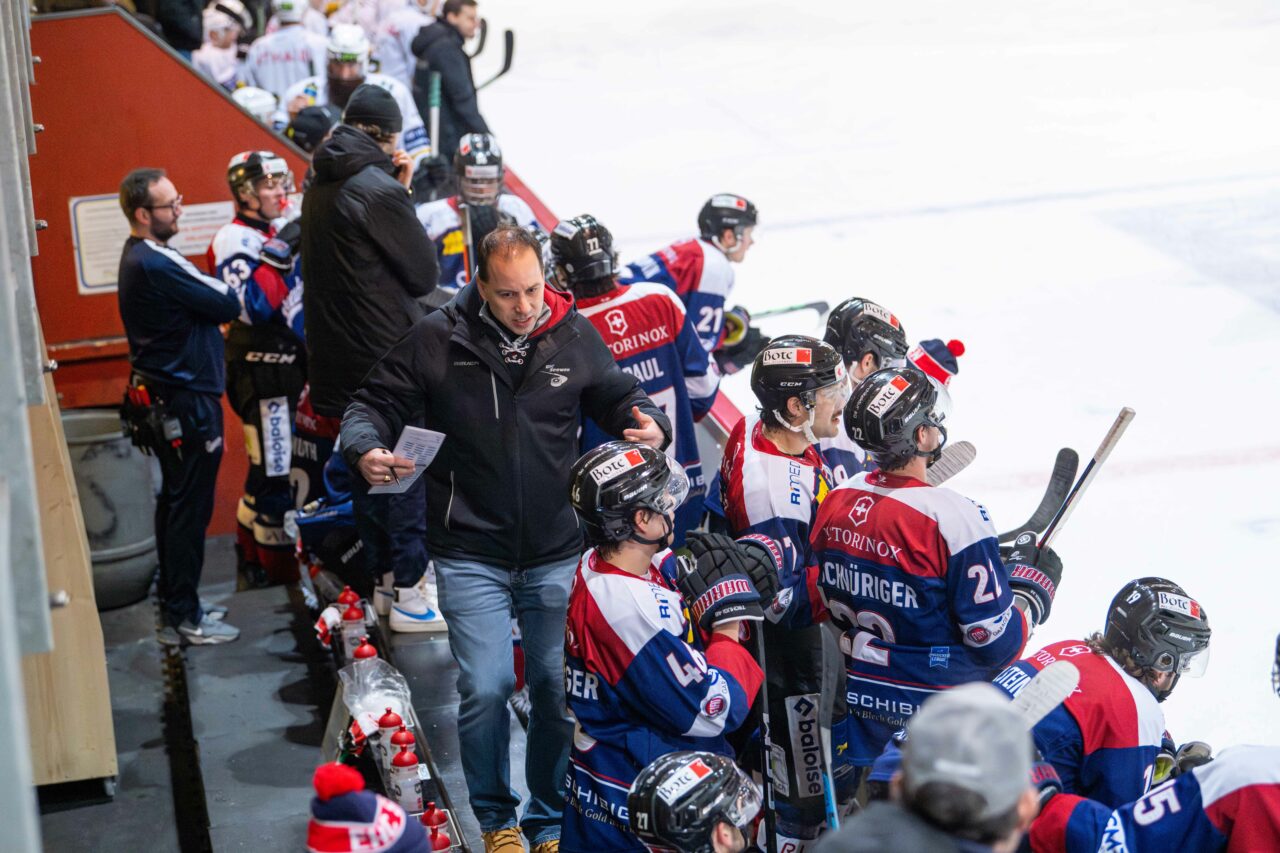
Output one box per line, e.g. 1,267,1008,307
1009,660,1080,729
926,441,977,486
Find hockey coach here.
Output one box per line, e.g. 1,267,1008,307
341,225,671,852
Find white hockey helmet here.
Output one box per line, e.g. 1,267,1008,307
327,24,371,74
271,0,305,24
232,86,279,124
203,0,248,34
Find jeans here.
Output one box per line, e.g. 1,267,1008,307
350,475,427,589
434,554,577,843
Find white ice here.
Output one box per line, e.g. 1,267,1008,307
480,0,1280,749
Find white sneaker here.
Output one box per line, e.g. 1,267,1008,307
389,582,448,633
374,571,394,617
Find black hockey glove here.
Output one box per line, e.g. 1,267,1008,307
1000,529,1063,627
715,533,781,603
715,325,770,376
675,533,764,632
412,155,452,201
466,203,502,250
260,220,302,272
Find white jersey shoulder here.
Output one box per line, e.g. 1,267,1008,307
836,470,996,554
735,418,820,526
496,193,538,226
415,198,460,239
578,550,688,655
694,237,735,299
209,221,268,265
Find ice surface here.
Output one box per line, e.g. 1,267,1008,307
479,0,1280,748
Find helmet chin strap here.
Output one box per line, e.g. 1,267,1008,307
913,422,948,467
772,402,819,446
628,511,674,550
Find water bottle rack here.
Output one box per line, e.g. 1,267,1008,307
312,582,470,852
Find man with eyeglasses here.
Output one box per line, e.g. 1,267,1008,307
117,168,243,645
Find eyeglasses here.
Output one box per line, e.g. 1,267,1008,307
144,195,183,213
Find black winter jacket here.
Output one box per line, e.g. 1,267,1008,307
411,21,490,161
340,284,672,570
156,0,203,51
812,802,995,853
301,125,439,416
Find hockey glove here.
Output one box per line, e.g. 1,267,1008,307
1001,528,1063,627
260,221,302,272
1031,760,1063,809
1158,739,1213,783
675,534,764,632
715,325,770,376
721,533,781,603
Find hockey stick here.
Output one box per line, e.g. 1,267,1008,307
1010,660,1080,729
926,440,976,486
427,71,441,160
817,625,844,831
1039,407,1135,550
754,628,779,853
465,17,488,59
998,448,1079,543
753,300,830,320
475,29,515,91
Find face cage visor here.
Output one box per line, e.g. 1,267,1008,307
647,455,690,516
720,771,763,831
1153,643,1210,679
460,164,501,204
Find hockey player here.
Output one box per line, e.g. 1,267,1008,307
562,441,766,853
992,576,1212,808
627,751,762,853
415,134,540,296
549,214,717,546
373,0,441,89
192,1,248,91
277,25,430,166
819,298,909,484
620,194,757,357
208,151,308,586
718,335,855,848
761,367,1062,786
241,0,328,101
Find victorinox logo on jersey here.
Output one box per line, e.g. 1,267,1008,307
588,449,646,484
605,309,628,337
849,495,876,527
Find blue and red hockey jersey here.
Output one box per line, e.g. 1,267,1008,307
1030,745,1280,853
820,432,873,486
620,237,735,355
577,282,718,545
809,471,1030,765
562,548,763,853
993,639,1166,808
719,416,832,628
207,216,305,340
415,193,539,295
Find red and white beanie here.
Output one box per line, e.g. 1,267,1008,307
908,339,965,388
307,763,429,853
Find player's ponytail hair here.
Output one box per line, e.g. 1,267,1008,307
1086,631,1147,681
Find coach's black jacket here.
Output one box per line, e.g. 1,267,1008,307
341,283,671,570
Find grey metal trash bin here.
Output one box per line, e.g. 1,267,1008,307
62,408,158,610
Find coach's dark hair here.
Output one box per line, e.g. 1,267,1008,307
119,167,166,223
442,0,476,16
477,225,544,283
901,777,1023,845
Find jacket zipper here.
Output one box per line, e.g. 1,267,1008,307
490,369,499,419
444,470,455,530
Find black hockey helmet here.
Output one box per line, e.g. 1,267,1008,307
627,751,761,853
844,366,950,465
750,335,846,412
824,297,909,370
454,133,503,205
569,442,689,547
1104,577,1211,702
226,150,292,200
549,214,616,292
698,194,757,244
